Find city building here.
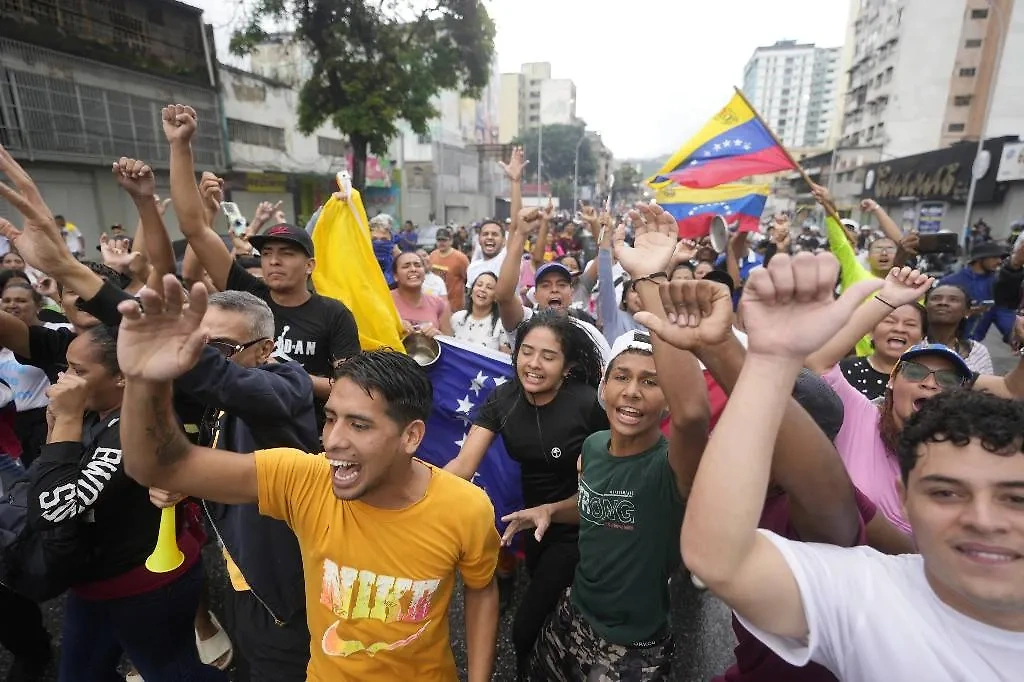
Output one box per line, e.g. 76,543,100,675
741,40,842,154
497,62,577,143
840,0,1023,160
217,65,395,228
0,0,226,245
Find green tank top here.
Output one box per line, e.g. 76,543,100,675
571,432,685,646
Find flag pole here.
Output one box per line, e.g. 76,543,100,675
732,86,854,245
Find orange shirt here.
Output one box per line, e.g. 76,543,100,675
255,449,499,681
429,248,470,312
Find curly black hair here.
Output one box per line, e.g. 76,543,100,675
896,389,1024,484
512,309,604,390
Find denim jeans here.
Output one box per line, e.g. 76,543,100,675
59,560,227,682
968,305,1018,343
0,452,23,497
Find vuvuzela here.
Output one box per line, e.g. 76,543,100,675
145,505,184,573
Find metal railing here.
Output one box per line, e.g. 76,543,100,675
0,37,225,169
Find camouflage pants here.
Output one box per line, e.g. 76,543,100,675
526,590,673,681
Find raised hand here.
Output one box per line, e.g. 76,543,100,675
500,505,552,546
670,239,698,268
498,146,528,182
634,279,735,351
0,146,74,273
116,275,209,381
148,488,185,509
741,253,882,360
860,198,880,214
198,172,223,225
99,233,135,273
613,203,678,279
516,206,541,236
161,104,197,145
46,372,89,418
253,200,283,225
112,157,155,200
877,266,932,307
155,195,172,216
809,182,837,216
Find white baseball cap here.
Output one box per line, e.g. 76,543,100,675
598,330,654,406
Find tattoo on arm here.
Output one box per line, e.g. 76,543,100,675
145,392,189,467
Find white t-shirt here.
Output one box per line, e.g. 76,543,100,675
450,310,509,352
466,249,507,286
740,530,1024,682
422,272,448,299
505,305,612,365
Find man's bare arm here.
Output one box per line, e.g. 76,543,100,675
121,377,257,505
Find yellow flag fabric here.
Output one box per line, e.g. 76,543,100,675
310,192,405,352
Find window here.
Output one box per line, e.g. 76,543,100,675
971,8,989,18
948,123,966,132
965,38,983,48
317,136,348,157
954,94,973,106
959,67,977,77
227,119,286,151
417,133,432,144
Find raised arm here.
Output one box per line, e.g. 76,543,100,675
0,145,106,304
163,104,233,291
495,208,535,332
804,267,930,374
860,199,903,245
116,276,256,504
681,253,878,640
111,158,176,281
615,203,711,496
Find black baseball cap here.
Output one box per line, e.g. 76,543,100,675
249,223,314,257
435,227,453,240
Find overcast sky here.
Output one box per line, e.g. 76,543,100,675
190,0,851,159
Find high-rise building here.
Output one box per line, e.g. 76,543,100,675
840,0,1022,159
497,62,577,143
742,41,842,152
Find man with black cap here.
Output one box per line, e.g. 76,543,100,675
162,103,360,426
429,226,469,312
939,240,1012,341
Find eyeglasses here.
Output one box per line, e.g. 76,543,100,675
898,360,967,389
870,246,898,255
207,338,267,358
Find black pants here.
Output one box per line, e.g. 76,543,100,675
226,590,310,682
513,534,579,677
0,584,50,663
14,407,48,469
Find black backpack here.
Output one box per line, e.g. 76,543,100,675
0,475,89,602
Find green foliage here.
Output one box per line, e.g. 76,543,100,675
232,0,495,190
614,164,642,192
513,124,596,185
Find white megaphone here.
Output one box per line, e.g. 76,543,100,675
709,215,729,253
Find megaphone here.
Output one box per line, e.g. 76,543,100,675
145,506,185,573
709,215,729,253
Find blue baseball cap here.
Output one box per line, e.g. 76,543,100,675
535,261,572,284
898,343,972,380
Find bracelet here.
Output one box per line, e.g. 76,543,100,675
632,272,669,287
874,295,897,310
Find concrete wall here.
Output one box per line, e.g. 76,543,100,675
987,0,1024,140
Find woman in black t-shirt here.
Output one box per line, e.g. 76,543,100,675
26,325,222,682
445,310,607,676
839,302,926,401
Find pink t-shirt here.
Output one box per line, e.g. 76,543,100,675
822,366,910,535
390,291,447,329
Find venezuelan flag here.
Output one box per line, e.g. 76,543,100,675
656,184,769,239
310,191,405,352
650,91,795,189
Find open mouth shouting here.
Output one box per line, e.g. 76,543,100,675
614,405,643,426
885,334,909,352
330,459,363,490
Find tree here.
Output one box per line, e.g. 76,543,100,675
513,124,596,186
231,1,495,192
614,163,642,193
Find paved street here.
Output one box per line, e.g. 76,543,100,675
1,329,1015,681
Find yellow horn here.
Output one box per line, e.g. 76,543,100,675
145,505,185,573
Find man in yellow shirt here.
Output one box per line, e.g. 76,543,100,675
114,276,501,682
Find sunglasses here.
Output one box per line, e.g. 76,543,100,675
207,338,267,358
898,360,967,390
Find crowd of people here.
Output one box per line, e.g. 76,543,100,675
0,102,1019,682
